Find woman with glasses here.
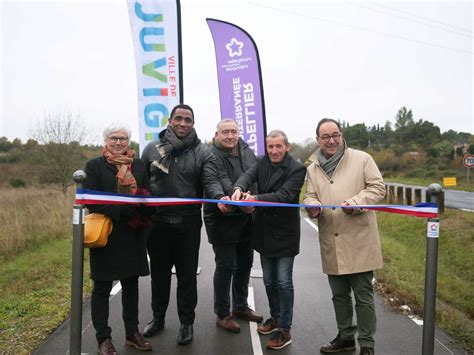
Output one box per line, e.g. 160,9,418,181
84,123,152,354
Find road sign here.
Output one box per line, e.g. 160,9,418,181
464,154,474,168
443,177,457,187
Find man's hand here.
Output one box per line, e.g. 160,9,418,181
243,192,256,201
218,196,231,214
239,205,255,214
306,207,321,218
231,188,242,201
341,201,354,215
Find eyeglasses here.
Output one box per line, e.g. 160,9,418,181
108,136,129,143
318,133,341,143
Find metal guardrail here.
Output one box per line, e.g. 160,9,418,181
385,183,445,213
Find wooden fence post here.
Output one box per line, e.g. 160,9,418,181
397,186,404,204
406,187,413,205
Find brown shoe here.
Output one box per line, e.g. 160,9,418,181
125,332,152,351
233,307,264,322
216,315,241,333
257,317,278,335
98,339,117,355
320,334,355,353
266,330,292,350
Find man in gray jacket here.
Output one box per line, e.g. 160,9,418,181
141,104,225,345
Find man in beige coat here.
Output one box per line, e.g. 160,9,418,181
304,118,385,355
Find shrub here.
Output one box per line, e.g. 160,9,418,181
371,149,399,171
405,168,426,178
441,170,461,179
9,178,26,188
400,151,427,169
425,170,439,178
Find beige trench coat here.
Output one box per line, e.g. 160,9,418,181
304,146,385,275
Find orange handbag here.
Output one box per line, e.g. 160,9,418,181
84,213,113,248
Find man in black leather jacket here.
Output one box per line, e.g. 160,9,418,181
204,119,263,334
141,104,225,345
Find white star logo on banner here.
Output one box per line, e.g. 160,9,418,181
226,37,244,57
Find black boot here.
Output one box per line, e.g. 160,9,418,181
143,318,165,337
177,324,193,345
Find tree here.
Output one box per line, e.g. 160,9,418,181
433,140,454,161
0,137,12,152
289,138,317,164
394,106,415,146
394,106,414,130
31,110,90,193
343,123,369,149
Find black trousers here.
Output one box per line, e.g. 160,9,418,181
147,218,202,325
212,240,253,318
91,276,139,343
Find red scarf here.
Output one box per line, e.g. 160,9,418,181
102,147,138,194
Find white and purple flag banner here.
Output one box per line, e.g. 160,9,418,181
127,0,182,155
207,19,266,156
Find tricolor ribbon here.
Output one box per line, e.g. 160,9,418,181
76,189,438,219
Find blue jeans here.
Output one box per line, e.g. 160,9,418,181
260,255,295,331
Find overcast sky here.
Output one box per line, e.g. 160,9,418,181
1,0,472,145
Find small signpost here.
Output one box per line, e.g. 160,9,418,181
442,177,456,187
464,154,474,184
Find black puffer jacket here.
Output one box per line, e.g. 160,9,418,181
233,153,306,257
141,129,224,218
204,139,257,244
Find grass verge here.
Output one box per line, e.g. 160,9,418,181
0,237,92,354
375,209,474,352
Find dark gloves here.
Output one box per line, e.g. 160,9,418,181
123,188,153,229
128,214,151,229
121,204,138,218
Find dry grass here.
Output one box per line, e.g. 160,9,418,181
0,185,93,353
0,187,74,261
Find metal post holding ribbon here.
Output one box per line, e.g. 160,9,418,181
69,170,86,355
422,183,442,355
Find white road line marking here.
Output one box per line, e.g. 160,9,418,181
110,282,122,297
81,321,92,334
408,316,454,354
248,286,263,355
304,217,319,231
82,282,122,333
435,337,455,355
409,315,423,326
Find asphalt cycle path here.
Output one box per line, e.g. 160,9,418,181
35,212,467,354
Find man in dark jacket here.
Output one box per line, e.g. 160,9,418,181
204,119,263,334
231,130,306,350
141,104,225,345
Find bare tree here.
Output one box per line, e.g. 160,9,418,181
31,110,91,193
33,110,89,145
